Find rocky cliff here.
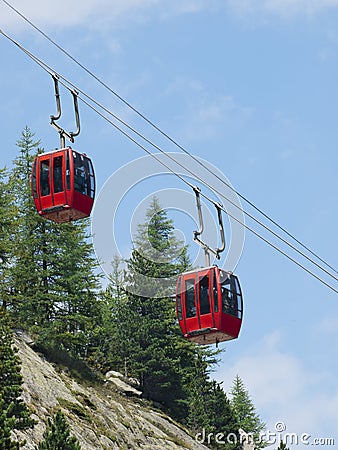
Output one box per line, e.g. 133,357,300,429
12,333,208,450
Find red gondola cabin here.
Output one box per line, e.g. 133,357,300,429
31,147,95,223
176,266,243,345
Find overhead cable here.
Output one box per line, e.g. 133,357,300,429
2,0,337,279
0,27,337,294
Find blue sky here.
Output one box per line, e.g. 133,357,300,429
1,0,338,447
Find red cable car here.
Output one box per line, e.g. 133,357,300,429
31,147,95,223
176,266,243,345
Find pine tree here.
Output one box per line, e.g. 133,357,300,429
104,197,228,424
187,351,215,434
187,354,238,449
0,167,15,311
7,126,46,321
88,256,129,372
230,375,265,447
37,410,81,450
0,168,12,265
208,381,239,449
127,198,194,407
0,395,20,450
35,219,101,360
104,197,197,418
0,312,34,432
126,196,191,297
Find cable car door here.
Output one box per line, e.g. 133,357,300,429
182,274,199,335
197,271,214,331
52,152,67,209
38,156,52,211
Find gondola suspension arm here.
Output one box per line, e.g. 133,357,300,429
50,74,80,148
193,187,226,266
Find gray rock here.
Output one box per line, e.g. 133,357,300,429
105,376,143,397
13,336,209,450
105,370,124,379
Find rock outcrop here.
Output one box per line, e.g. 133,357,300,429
12,335,208,450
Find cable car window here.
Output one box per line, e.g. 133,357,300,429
199,275,210,315
32,160,37,198
235,277,243,319
87,158,95,199
213,269,219,313
40,160,50,196
66,151,70,190
221,276,238,317
53,156,63,193
177,279,183,321
90,175,95,197
83,157,95,199
73,152,88,195
185,279,196,318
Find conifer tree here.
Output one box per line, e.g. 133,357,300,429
0,395,20,450
0,167,15,311
7,126,47,321
208,381,239,449
187,354,238,449
88,256,129,372
37,410,81,450
104,197,226,424
187,351,215,434
103,197,196,417
0,312,34,432
123,197,192,415
230,375,265,447
36,218,101,360
0,168,12,265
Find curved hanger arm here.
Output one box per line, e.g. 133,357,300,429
50,74,81,148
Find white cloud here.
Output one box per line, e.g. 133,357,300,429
164,78,253,141
2,0,338,35
315,315,338,335
215,331,338,444
4,0,338,39
186,93,253,141
157,0,210,19
0,0,154,30
0,0,212,32
226,0,338,19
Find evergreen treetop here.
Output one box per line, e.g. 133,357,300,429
0,394,20,450
230,375,265,447
37,410,81,450
0,166,15,311
0,312,34,433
